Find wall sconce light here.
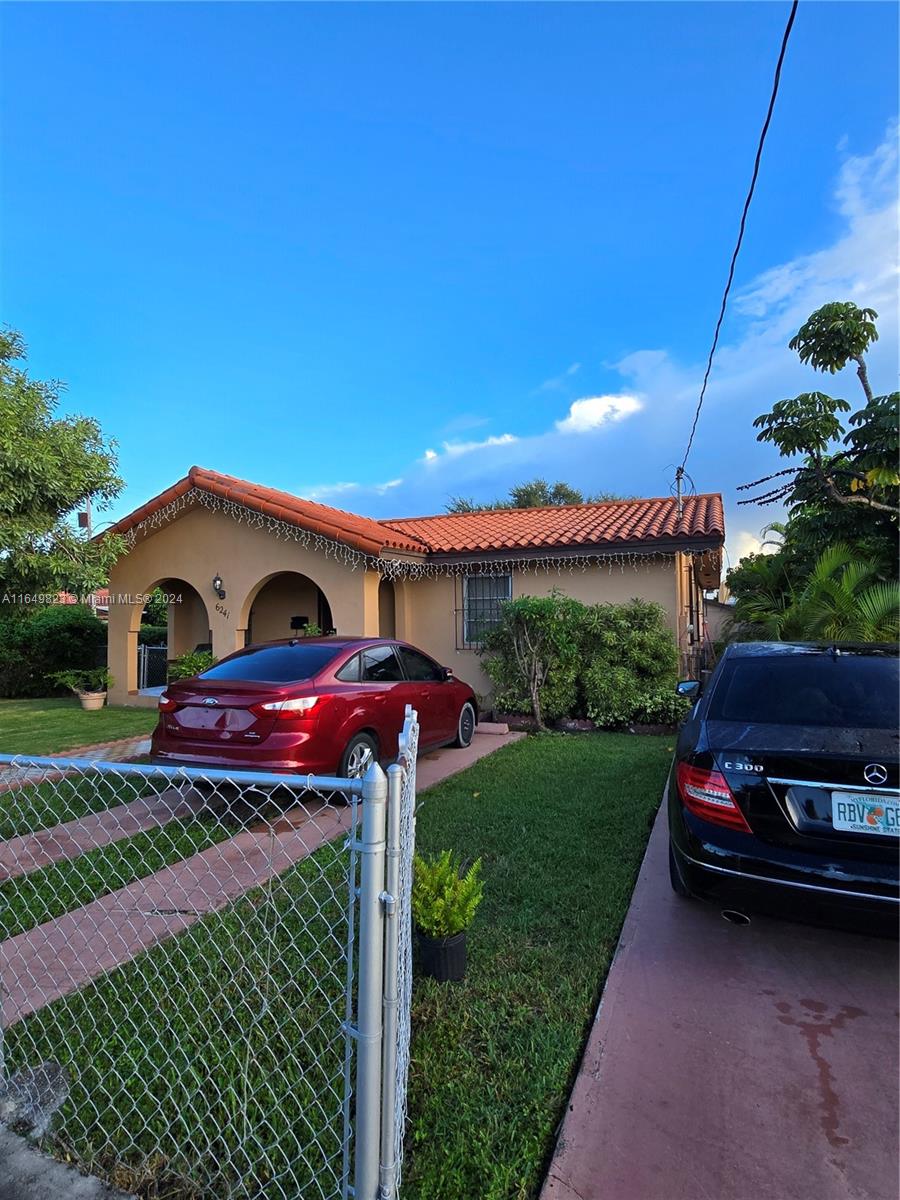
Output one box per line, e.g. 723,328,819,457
212,574,226,600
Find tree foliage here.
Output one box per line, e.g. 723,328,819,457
0,329,125,594
730,301,898,616
740,302,899,522
729,543,899,644
446,478,632,513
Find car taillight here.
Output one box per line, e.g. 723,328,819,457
158,692,178,713
676,762,752,832
249,695,330,720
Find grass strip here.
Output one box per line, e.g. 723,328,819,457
0,815,232,940
402,731,671,1200
0,697,157,757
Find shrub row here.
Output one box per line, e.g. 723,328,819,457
0,605,107,698
482,593,689,728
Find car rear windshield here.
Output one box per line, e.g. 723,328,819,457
708,653,900,730
199,644,342,683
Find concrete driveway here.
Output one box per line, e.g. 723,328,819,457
542,806,899,1200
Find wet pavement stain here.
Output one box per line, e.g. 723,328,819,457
773,996,866,1150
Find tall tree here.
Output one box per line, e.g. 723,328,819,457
740,302,899,528
730,301,899,604
445,478,631,513
0,329,125,594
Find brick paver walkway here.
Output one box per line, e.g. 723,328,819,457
0,728,523,1025
0,799,350,1026
0,786,205,883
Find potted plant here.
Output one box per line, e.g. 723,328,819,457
47,668,114,711
412,850,484,983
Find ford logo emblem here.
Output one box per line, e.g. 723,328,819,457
202,697,219,707
864,762,888,786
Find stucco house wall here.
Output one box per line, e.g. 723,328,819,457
107,506,382,704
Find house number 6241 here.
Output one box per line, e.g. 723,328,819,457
215,602,230,620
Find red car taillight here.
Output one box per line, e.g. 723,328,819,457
158,692,178,713
249,695,331,721
676,762,752,832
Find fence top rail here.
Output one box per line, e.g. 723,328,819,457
0,753,365,794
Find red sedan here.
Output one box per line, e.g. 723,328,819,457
150,636,478,778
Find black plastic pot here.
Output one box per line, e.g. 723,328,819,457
417,929,467,983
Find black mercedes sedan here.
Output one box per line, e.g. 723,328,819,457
668,642,899,929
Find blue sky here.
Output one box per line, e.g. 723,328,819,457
2,1,897,566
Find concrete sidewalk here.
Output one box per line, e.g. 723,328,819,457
541,805,899,1200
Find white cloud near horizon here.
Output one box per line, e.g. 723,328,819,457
302,120,898,547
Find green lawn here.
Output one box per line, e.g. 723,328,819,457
0,698,158,756
3,731,670,1199
403,732,671,1200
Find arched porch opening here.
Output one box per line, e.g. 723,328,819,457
242,571,334,646
134,578,211,692
378,578,396,638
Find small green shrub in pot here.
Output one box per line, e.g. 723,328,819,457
168,650,217,681
46,668,113,710
412,850,484,983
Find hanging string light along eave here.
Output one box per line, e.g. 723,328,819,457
120,488,720,582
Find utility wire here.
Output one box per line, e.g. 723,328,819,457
677,0,799,481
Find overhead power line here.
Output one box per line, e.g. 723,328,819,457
676,0,800,494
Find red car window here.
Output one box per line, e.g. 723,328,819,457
361,646,404,682
397,646,443,682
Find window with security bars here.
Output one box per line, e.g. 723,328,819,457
462,574,512,646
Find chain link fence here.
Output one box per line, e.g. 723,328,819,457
0,706,419,1200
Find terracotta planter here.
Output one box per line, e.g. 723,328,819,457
77,691,107,711
417,929,467,983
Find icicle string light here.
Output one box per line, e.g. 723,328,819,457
120,488,718,580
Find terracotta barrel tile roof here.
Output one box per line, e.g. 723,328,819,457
104,466,429,557
103,467,724,559
380,493,724,555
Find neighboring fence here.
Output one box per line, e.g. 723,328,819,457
0,706,419,1200
137,643,169,688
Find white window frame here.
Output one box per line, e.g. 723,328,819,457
462,573,512,648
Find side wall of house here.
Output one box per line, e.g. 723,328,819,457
396,558,679,702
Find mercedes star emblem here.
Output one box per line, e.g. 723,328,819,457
863,762,888,786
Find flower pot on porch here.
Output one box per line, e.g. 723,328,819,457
417,929,467,983
77,691,107,711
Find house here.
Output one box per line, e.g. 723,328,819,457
102,466,725,706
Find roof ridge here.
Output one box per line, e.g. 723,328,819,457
380,492,721,525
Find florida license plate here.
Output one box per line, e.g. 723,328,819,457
831,792,900,837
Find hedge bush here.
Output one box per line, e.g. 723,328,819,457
482,594,582,726
0,605,108,698
482,594,684,729
138,624,168,646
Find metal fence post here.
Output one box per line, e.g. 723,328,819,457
355,762,388,1200
378,763,403,1199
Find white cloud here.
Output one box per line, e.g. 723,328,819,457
422,433,518,464
555,393,643,434
305,477,404,502
537,361,582,392
299,122,898,525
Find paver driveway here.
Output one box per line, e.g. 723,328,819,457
542,805,899,1200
